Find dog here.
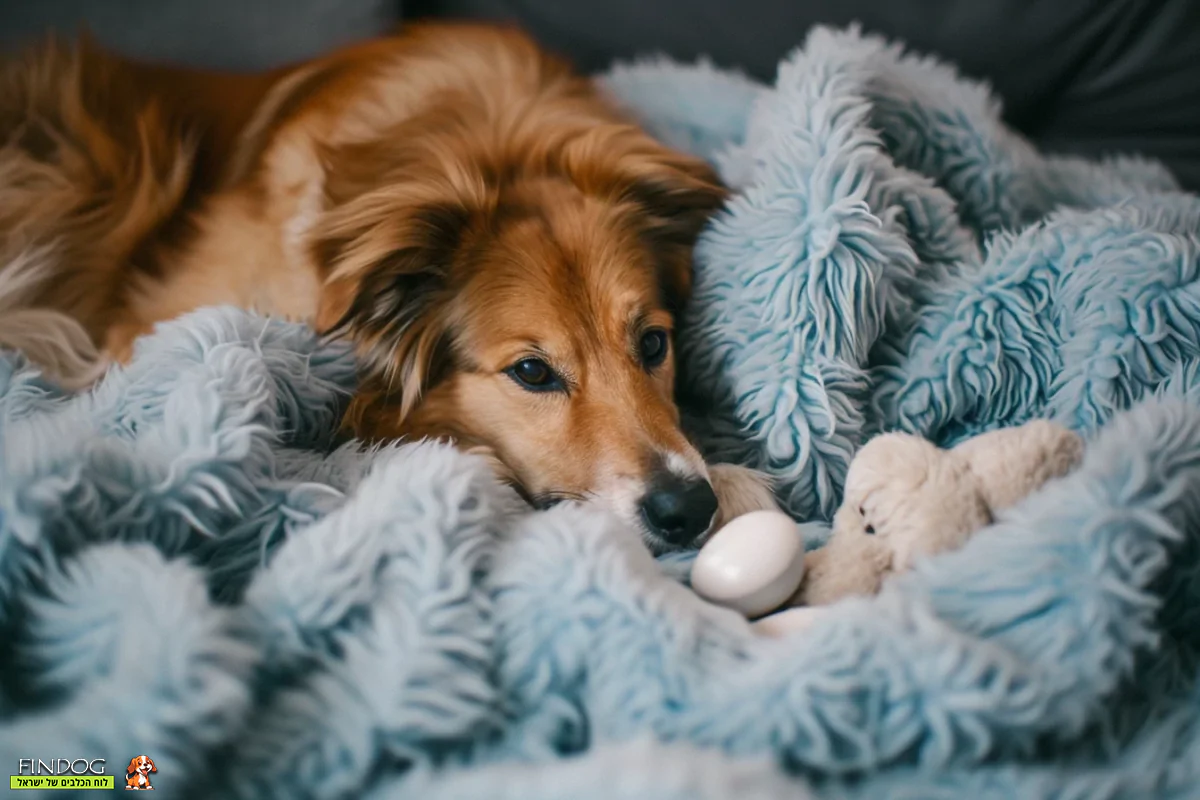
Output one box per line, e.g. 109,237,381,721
0,22,777,549
124,755,156,790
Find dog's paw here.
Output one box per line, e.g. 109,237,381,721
708,463,779,533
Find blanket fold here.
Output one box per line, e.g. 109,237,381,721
3,22,1200,800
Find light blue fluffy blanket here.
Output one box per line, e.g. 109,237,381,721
4,24,1200,799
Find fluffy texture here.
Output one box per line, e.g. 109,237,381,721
0,246,108,390
799,420,1084,605
4,23,1200,800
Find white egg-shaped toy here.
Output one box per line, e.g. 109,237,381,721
751,605,826,637
690,510,805,618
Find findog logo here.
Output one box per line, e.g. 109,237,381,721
125,755,157,791
10,757,112,790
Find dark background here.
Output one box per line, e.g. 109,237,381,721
2,0,1198,189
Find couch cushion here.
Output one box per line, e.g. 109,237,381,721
0,0,399,70
412,0,1200,191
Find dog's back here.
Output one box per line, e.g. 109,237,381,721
0,38,184,382
0,35,287,384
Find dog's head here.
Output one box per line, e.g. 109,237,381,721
311,95,727,550
126,755,156,776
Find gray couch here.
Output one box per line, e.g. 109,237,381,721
3,0,1198,190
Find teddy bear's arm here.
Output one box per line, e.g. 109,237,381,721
953,420,1083,511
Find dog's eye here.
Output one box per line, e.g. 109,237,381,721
507,358,562,392
639,329,669,368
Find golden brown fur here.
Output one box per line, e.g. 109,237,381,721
0,22,776,546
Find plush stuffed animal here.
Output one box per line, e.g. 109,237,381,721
796,419,1084,606
690,419,1085,634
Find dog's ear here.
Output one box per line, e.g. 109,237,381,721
125,758,138,776
563,128,726,314
630,153,725,316
311,131,492,424
311,147,479,423
147,758,156,773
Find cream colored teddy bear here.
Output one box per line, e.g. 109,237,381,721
796,419,1084,605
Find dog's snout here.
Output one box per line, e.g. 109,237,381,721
639,473,719,547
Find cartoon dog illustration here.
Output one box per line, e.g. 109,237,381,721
125,755,156,790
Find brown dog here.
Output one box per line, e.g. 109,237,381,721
124,755,156,790
0,22,776,548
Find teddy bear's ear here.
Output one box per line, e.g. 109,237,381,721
952,420,1084,511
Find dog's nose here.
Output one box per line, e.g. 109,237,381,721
639,473,719,547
